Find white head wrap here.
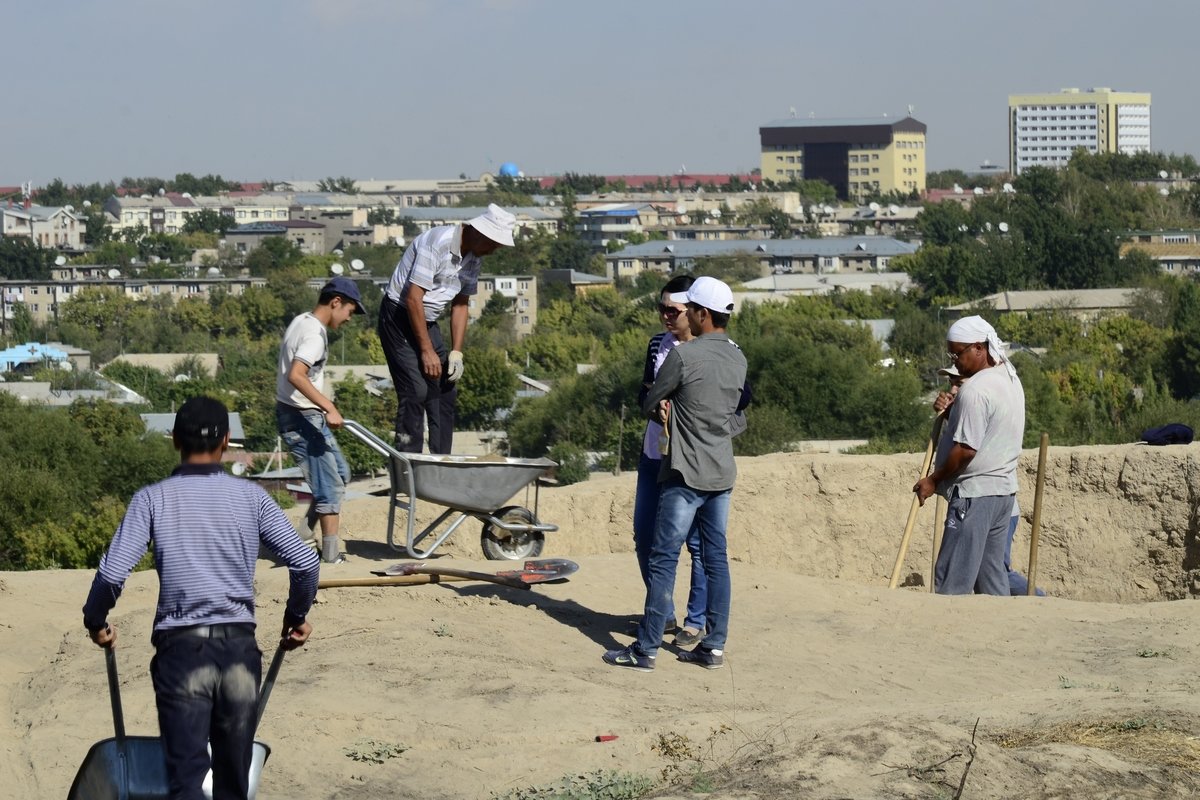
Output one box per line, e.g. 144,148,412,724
946,315,1017,380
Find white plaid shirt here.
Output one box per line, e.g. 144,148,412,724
384,224,481,321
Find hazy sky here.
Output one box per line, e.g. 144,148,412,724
8,0,1196,186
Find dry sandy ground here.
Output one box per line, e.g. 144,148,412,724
4,444,1200,799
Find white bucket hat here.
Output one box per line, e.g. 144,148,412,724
669,275,735,314
467,203,517,247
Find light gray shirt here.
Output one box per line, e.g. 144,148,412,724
643,332,747,492
936,364,1025,498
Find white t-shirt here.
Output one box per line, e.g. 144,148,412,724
276,312,327,409
941,364,1025,498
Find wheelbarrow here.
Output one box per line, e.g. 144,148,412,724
342,420,559,560
67,640,286,800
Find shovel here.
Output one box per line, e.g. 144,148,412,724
68,638,286,800
318,558,580,590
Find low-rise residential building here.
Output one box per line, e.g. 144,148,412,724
541,269,615,296
739,273,914,304
604,237,918,281
224,220,326,255
390,206,560,237
944,288,1139,321
1120,229,1200,276
1,202,86,250
472,274,537,339
0,271,267,325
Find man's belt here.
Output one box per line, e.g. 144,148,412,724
158,623,256,641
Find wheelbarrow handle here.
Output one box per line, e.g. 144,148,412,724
104,646,126,742
255,640,287,732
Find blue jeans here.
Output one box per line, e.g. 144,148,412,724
633,455,707,631
276,403,350,515
636,478,731,656
151,632,262,800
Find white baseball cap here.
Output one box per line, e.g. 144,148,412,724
669,275,735,315
467,203,517,247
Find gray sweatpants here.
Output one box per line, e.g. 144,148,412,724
934,492,1012,595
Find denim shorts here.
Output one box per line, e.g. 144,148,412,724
276,403,350,515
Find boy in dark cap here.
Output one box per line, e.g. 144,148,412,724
276,277,365,563
83,396,319,800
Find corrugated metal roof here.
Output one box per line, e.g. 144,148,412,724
610,237,918,259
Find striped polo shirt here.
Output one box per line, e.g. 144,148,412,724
384,224,481,321
82,464,320,639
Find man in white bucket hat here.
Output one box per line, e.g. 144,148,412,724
378,203,516,453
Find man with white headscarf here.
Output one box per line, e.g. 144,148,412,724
914,315,1025,595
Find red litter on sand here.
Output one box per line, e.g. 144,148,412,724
595,734,618,742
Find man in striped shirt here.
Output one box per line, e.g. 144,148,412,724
83,396,319,800
378,203,516,453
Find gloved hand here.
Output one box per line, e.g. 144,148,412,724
446,350,464,383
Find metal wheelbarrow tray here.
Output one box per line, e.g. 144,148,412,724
342,420,559,560
69,642,284,800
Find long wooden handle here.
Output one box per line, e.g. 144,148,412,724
319,574,467,589
930,494,947,593
889,416,942,589
1026,432,1049,596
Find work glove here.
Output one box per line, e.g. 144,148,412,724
446,350,464,383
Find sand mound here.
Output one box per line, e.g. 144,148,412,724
4,443,1200,799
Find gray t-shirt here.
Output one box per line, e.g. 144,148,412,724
937,365,1025,498
643,333,747,492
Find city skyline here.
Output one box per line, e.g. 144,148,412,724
7,0,1195,186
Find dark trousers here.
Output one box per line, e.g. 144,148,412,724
150,632,261,800
378,296,457,454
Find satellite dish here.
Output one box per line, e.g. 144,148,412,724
953,184,963,194
394,236,406,247
54,255,67,266
181,192,192,198
82,200,92,207
822,204,834,214
711,208,721,218
206,267,221,277
972,187,984,195
679,215,690,224
958,224,969,232
888,204,900,215
330,263,345,275
998,222,1010,233
517,171,525,178
350,258,365,272
173,374,189,383
107,268,121,279
868,202,880,211
985,222,993,231
676,201,687,214
1002,183,1015,193
231,463,247,477
332,249,343,256
157,187,166,196
1159,170,1169,179
1159,188,1170,196
141,194,152,200
64,204,74,212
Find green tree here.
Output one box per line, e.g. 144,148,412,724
316,176,359,193
182,208,235,235
456,347,518,428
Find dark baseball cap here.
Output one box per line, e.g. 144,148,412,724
173,396,229,453
321,276,367,315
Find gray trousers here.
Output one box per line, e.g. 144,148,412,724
934,492,1013,595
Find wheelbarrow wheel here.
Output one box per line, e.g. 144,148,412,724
481,506,545,561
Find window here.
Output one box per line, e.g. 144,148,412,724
521,316,530,325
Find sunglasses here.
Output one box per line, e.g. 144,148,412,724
658,304,684,317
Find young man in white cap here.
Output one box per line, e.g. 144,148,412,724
604,276,747,672
914,314,1025,595
378,203,516,453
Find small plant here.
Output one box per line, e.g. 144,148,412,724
489,769,652,799
268,489,296,509
652,725,732,788
434,623,453,638
1136,648,1172,659
343,739,408,764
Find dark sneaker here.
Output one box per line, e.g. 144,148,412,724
674,627,703,648
678,645,724,670
602,646,656,672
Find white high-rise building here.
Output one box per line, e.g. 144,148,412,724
1008,88,1151,175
